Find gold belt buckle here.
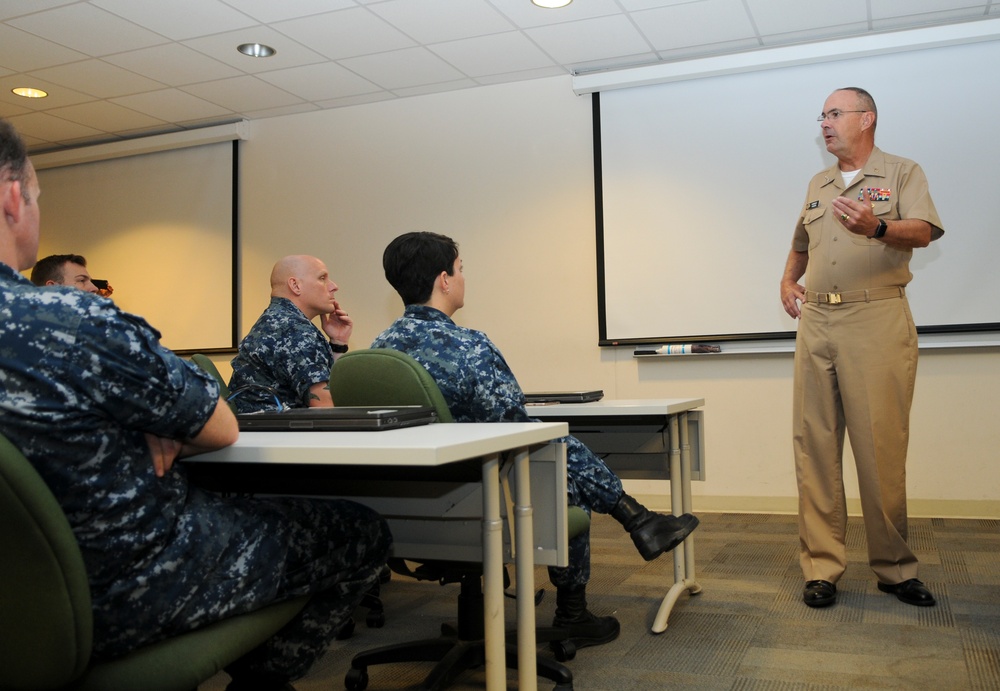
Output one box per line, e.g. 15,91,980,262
827,292,842,304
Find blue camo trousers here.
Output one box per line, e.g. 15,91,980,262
548,434,624,589
93,489,391,680
219,496,392,680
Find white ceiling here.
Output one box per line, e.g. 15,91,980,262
2,0,998,153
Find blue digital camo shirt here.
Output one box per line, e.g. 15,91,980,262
229,296,333,413
371,305,622,513
0,262,223,653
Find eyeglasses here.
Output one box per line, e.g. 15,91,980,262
817,109,868,122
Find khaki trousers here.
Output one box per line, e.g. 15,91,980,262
793,296,919,585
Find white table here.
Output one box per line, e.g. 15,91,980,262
530,398,705,632
184,421,569,691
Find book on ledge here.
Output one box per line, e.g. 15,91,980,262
524,390,604,405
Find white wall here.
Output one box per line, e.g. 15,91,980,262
234,74,1000,518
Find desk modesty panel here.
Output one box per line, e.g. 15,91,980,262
530,398,705,481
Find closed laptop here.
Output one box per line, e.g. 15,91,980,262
237,405,437,431
524,390,604,404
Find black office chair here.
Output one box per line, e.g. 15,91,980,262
0,432,309,691
331,349,585,691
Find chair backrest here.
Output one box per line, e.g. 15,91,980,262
330,349,454,423
0,433,93,690
190,354,234,410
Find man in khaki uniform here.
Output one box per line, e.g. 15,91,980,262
780,87,944,609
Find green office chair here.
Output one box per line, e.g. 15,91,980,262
329,348,455,422
330,348,587,691
190,353,234,411
0,432,309,691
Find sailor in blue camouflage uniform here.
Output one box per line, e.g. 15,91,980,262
230,255,352,413
372,231,700,650
0,119,391,691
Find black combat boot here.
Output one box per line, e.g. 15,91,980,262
610,494,699,561
551,583,620,650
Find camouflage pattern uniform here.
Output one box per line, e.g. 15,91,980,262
372,305,624,588
0,265,391,680
229,297,334,413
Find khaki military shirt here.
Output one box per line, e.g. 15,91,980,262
792,147,944,293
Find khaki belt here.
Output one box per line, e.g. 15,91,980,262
804,286,904,305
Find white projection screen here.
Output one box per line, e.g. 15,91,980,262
596,38,1000,347
35,141,237,353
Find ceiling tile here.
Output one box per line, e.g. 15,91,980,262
618,0,707,9
8,3,167,56
240,101,320,120
339,47,466,90
872,0,994,17
746,0,869,35
181,75,305,113
392,78,479,99
430,32,556,77
873,8,996,30
103,44,243,87
369,0,513,44
7,111,106,142
255,62,381,101
631,0,756,51
91,0,259,41
0,24,87,72
273,6,416,60
0,1,77,20
525,15,651,66
313,91,397,110
220,0,356,24
29,59,166,98
475,65,566,85
109,88,234,123
46,100,167,132
758,21,871,48
486,0,623,28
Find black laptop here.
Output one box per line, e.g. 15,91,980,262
237,406,438,431
524,390,604,405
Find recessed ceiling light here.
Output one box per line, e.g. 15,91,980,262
12,87,48,99
532,0,572,7
237,42,276,58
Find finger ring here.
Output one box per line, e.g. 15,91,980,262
841,213,849,221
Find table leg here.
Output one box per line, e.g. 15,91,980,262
512,446,538,691
481,453,505,689
652,411,702,633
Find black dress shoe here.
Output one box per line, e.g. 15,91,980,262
877,578,936,607
803,580,837,608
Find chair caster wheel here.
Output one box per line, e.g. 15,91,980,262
550,639,576,662
366,610,386,628
345,667,369,690
553,683,574,691
335,617,356,640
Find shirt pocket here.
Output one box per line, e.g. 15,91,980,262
802,206,826,250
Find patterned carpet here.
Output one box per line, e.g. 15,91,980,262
203,512,1000,691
